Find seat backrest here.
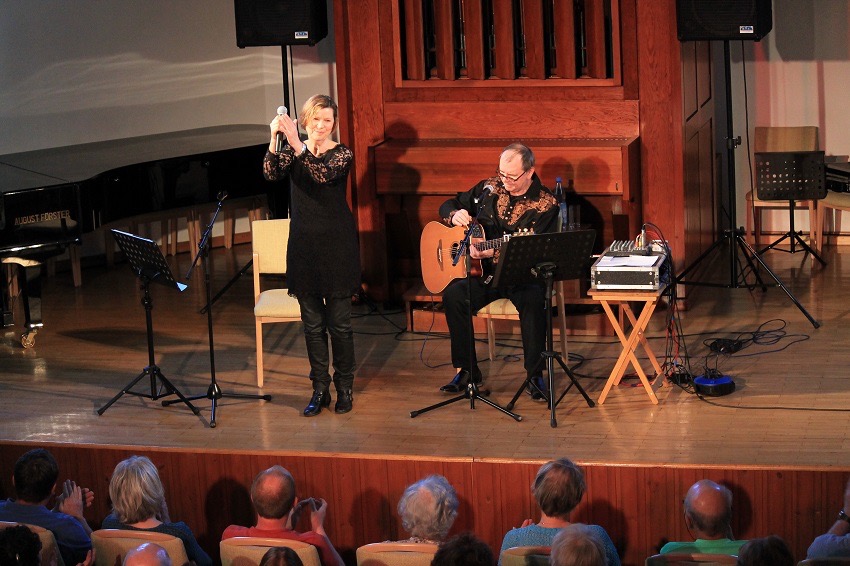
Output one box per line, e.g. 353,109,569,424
356,542,440,566
91,529,190,566
0,521,65,566
499,545,551,566
754,126,819,152
645,553,738,565
220,537,321,566
252,219,290,275
798,559,850,565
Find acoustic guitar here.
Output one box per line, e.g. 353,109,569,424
419,221,528,294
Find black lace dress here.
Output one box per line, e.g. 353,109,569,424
263,144,361,298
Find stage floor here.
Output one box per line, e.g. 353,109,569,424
2,241,848,468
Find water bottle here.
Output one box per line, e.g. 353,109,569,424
555,177,568,232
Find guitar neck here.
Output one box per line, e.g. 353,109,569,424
473,235,510,252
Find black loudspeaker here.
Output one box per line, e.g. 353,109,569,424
235,0,328,47
677,0,773,41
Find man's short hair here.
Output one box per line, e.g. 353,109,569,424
550,524,606,566
737,535,794,566
431,532,494,566
13,448,59,503
397,475,459,541
251,466,297,520
532,458,586,519
501,143,535,171
684,480,733,537
0,524,42,565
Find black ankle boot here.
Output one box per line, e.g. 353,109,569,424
335,389,353,414
303,389,331,417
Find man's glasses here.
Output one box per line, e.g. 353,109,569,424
496,168,529,183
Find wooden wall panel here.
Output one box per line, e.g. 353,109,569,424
2,442,848,566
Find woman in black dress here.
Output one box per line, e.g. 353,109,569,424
263,95,360,416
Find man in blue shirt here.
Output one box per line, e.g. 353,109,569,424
807,478,850,559
0,448,94,565
660,480,746,556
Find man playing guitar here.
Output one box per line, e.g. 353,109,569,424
436,143,558,398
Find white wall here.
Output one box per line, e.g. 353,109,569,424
729,0,850,228
0,0,335,155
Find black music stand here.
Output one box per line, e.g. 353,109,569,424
97,230,200,417
754,151,827,265
494,230,597,427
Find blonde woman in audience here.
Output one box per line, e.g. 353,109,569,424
550,524,606,566
393,475,458,544
499,458,619,565
102,456,211,566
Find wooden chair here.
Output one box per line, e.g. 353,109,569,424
90,529,189,566
745,126,819,247
220,537,321,566
0,521,65,566
252,219,301,388
356,542,440,566
475,281,569,363
645,553,738,565
499,545,551,566
814,183,850,254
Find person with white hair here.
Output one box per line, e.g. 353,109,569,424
123,542,171,566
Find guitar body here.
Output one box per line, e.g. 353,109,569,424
420,222,483,294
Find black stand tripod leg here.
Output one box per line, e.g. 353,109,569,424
737,236,820,328
155,370,201,415
411,385,522,421
553,355,595,408
97,370,148,415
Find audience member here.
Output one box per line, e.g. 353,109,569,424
499,458,619,565
0,448,93,565
123,542,172,566
807,477,850,559
432,532,494,566
101,455,211,566
660,479,745,555
222,465,344,566
737,535,793,566
394,475,458,544
0,524,42,565
550,524,606,566
260,546,305,566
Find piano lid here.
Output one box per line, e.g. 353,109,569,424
0,124,270,191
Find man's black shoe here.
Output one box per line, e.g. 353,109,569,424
527,375,548,402
335,389,353,414
440,368,483,393
303,389,331,416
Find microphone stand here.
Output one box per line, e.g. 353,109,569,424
163,192,271,427
411,187,521,421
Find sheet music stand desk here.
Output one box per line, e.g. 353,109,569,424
587,287,664,405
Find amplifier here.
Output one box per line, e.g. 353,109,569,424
591,252,669,290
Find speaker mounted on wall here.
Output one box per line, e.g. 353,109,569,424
235,0,328,47
677,0,773,41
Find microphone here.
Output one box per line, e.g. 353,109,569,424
216,190,228,202
275,105,288,153
474,184,494,204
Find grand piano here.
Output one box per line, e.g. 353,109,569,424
1,125,276,347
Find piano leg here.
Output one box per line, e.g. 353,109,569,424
7,260,43,348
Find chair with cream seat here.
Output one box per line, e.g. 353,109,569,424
745,126,819,248
0,521,65,566
356,542,440,566
90,529,189,566
814,181,850,254
252,219,301,388
645,553,738,565
499,545,551,566
220,537,321,566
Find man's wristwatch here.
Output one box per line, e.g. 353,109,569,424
838,509,850,524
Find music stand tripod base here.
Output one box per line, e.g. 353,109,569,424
410,381,522,421
493,230,598,428
98,230,200,418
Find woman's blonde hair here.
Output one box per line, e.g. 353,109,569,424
299,94,338,131
109,455,170,524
